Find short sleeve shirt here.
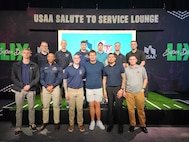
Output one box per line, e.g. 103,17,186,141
84,61,104,89
55,50,73,69
96,52,108,65
103,63,125,87
125,65,147,94
114,53,126,64
63,65,85,88
126,49,146,65
75,50,89,67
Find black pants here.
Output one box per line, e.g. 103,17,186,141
144,83,148,98
107,86,123,126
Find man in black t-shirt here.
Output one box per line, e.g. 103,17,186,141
114,42,126,68
32,41,49,68
126,41,146,67
32,41,49,100
55,40,73,70
55,40,73,107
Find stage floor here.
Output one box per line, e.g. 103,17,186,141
6,91,189,111
2,92,189,125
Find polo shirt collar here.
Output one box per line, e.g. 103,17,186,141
128,64,140,69
108,62,117,67
79,49,88,53
114,52,123,56
97,51,104,54
40,52,48,56
131,49,138,53
73,64,80,69
48,62,55,66
60,49,67,53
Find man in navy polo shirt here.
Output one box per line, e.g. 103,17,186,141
75,40,90,108
85,50,105,130
103,53,126,134
63,54,86,133
75,40,89,67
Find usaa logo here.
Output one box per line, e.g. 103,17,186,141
144,45,157,59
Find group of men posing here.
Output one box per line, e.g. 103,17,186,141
11,40,148,135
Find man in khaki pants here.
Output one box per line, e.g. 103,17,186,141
55,40,73,108
40,53,63,130
11,48,39,135
124,55,148,133
63,54,86,133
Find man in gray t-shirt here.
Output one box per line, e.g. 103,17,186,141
125,41,148,98
125,65,147,94
124,55,148,134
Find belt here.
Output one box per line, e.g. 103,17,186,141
68,87,82,89
107,86,121,87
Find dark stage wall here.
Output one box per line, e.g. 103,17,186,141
0,9,189,94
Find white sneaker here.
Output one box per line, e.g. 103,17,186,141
89,121,95,130
96,120,105,130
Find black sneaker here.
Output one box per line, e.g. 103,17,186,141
107,125,113,132
141,127,148,133
83,102,89,108
118,125,123,134
55,123,60,130
128,126,135,133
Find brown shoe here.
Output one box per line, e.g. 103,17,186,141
68,125,74,132
79,125,85,132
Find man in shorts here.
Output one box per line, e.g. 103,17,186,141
85,50,105,130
